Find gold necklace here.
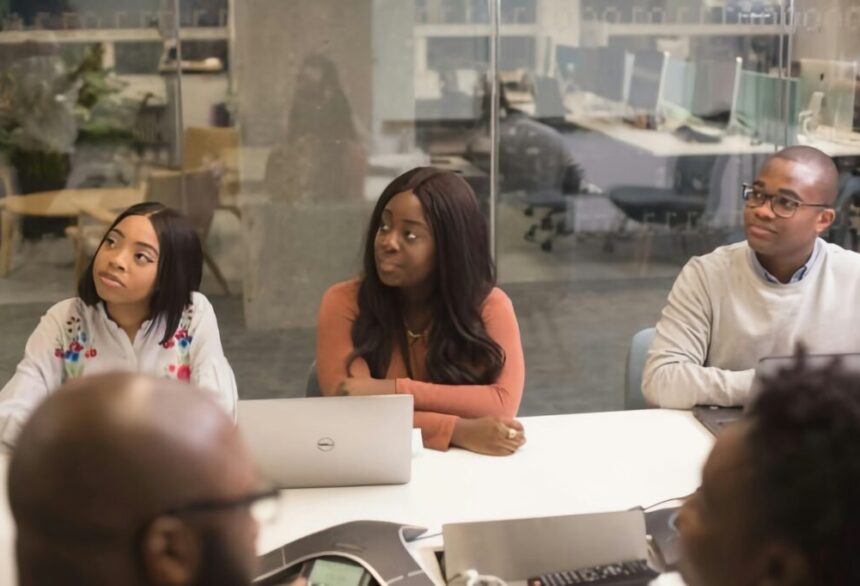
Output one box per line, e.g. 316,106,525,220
405,324,430,344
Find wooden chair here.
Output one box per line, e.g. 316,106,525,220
182,126,240,215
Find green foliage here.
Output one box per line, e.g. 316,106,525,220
0,43,136,154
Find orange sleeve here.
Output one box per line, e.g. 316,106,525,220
395,288,525,420
316,280,371,395
415,411,458,452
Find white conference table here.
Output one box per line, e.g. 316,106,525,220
257,409,713,584
0,409,714,586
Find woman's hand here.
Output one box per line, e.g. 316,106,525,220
451,417,526,456
335,377,396,396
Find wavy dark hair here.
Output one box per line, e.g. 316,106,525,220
745,348,860,585
78,202,203,344
348,167,505,384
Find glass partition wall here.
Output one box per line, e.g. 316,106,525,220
0,0,185,298
1,0,858,413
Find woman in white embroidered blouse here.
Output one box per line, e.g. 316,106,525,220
0,202,238,450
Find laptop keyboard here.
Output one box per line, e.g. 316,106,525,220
528,559,658,586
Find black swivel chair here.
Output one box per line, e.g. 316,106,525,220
606,155,717,259
489,111,589,252
522,169,588,252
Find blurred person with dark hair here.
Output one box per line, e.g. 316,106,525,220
471,81,583,197
264,53,366,202
677,349,860,586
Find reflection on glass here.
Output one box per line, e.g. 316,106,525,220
0,0,856,421
264,54,365,202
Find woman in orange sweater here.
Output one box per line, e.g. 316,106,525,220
316,167,526,455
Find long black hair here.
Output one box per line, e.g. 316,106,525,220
348,167,505,384
78,202,203,344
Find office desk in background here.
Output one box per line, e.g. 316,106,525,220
560,110,860,227
0,409,713,586
564,114,860,160
565,116,778,158
796,128,860,158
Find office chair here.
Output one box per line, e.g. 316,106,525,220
489,110,589,252
522,179,601,252
609,156,715,227
306,360,322,397
624,327,656,410
606,156,717,266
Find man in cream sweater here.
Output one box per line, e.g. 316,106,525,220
643,145,860,408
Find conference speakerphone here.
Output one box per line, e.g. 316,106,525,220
253,521,433,586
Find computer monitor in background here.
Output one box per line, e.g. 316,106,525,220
627,50,667,113
555,45,579,77
798,59,858,133
661,57,697,114
595,46,632,103
733,70,800,146
555,45,600,94
533,75,566,119
690,58,742,124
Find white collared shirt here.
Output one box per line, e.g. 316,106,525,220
0,291,237,450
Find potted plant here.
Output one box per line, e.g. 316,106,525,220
0,43,135,237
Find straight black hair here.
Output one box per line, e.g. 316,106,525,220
78,202,203,344
348,167,505,384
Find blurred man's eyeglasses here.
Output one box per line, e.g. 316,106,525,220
741,183,831,219
162,486,281,525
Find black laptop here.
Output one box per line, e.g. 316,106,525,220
692,405,743,436
694,352,860,436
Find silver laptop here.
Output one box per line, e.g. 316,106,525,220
238,395,413,489
443,510,648,583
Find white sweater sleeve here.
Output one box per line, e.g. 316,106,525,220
0,308,65,451
188,294,238,421
642,259,755,408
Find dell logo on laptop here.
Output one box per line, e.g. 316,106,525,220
317,437,335,452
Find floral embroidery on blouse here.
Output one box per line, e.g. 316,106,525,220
163,305,194,382
54,315,98,382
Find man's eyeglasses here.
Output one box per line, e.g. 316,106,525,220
742,183,831,219
162,486,281,525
